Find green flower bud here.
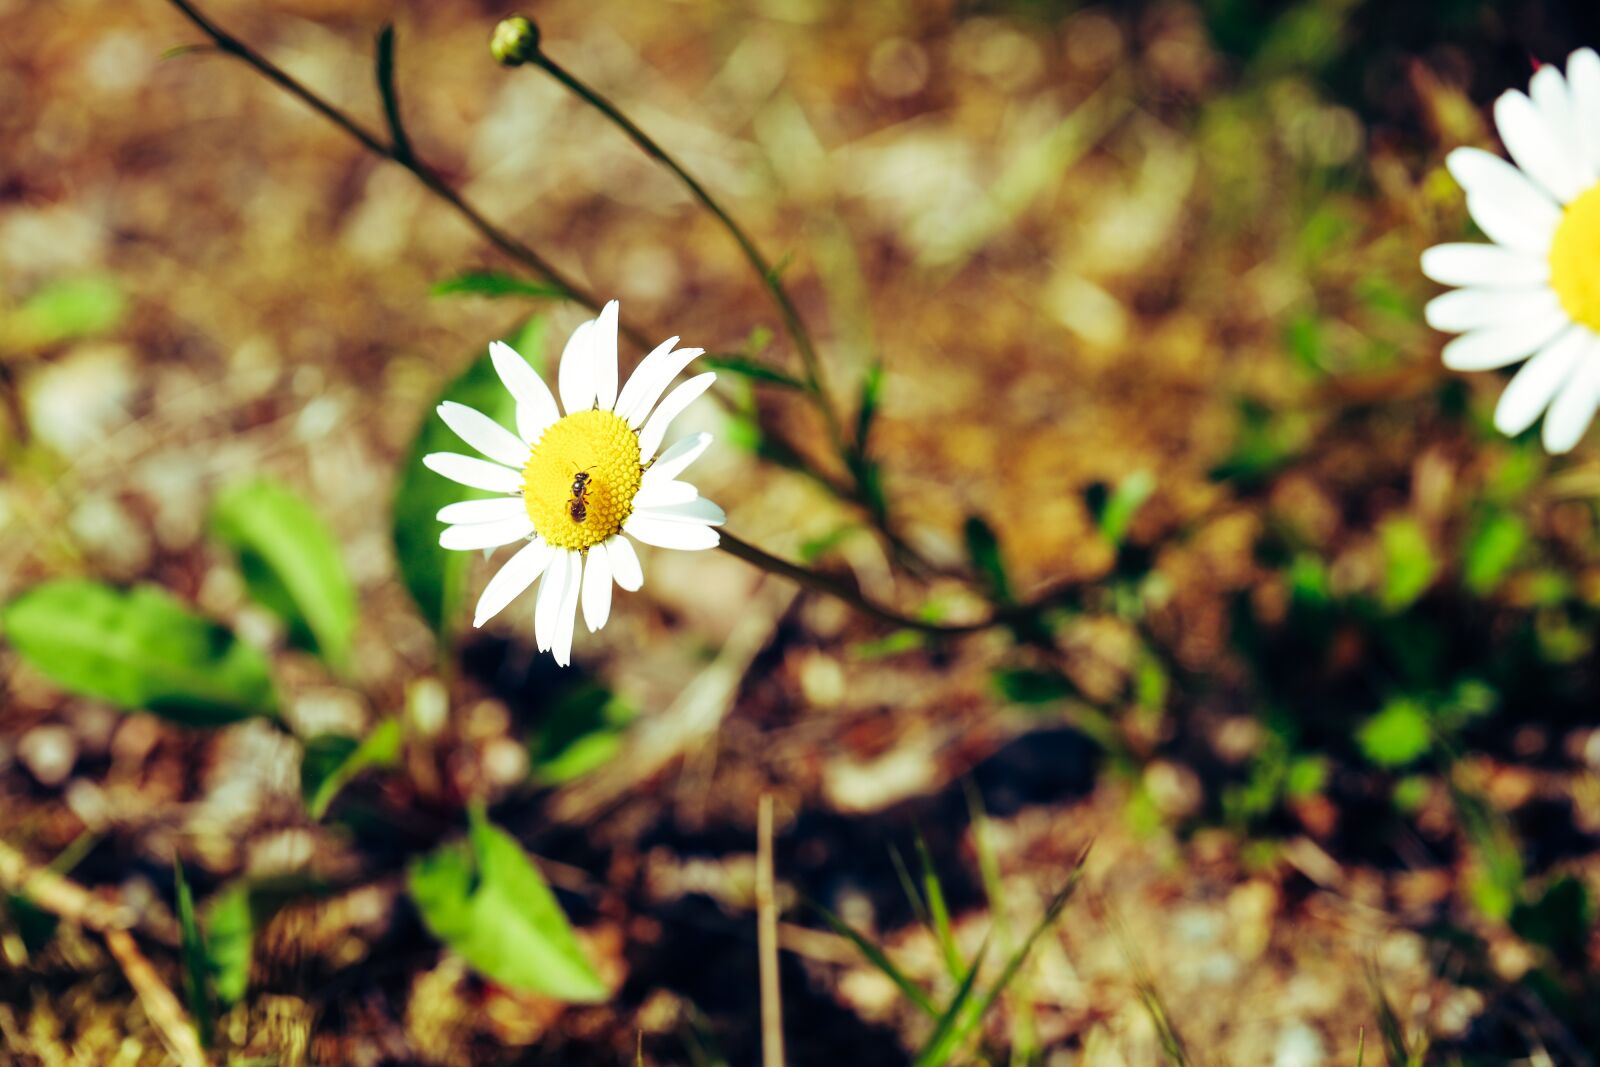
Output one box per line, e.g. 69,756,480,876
490,16,540,67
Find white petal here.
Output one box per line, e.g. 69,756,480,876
489,341,560,445
1495,89,1588,204
642,432,713,486
619,344,706,428
474,538,554,627
1447,147,1562,229
553,551,583,666
1542,338,1600,453
1424,288,1561,333
1420,243,1549,288
440,516,533,551
1568,49,1600,176
581,544,613,632
436,497,526,524
423,452,523,493
1530,65,1593,185
591,300,619,412
558,320,597,414
638,373,716,461
437,401,530,469
534,550,570,652
633,479,698,509
636,497,726,526
605,535,643,592
624,515,721,550
1494,325,1589,436
1467,192,1557,254
614,336,678,418
1442,311,1570,371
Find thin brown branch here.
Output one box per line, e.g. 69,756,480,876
104,929,209,1067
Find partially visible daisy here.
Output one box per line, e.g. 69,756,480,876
1422,48,1600,453
424,301,724,665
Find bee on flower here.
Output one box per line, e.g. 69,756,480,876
424,301,724,665
1422,48,1600,453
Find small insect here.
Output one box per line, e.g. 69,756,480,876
568,468,594,523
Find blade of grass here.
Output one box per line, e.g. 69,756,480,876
1105,900,1190,1066
964,782,1036,1067
808,897,938,1018
172,858,213,1048
919,846,1091,1067
916,832,966,982
888,842,932,930
913,939,992,1067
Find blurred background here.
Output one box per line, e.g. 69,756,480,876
6,0,1600,1064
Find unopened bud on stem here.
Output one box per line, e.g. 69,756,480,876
490,16,540,66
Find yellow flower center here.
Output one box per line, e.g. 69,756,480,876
521,409,642,551
1550,181,1600,331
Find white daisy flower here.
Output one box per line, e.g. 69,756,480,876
423,300,724,665
1422,48,1600,453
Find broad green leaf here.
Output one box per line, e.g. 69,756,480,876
1461,511,1525,596
1510,875,1592,962
174,859,213,1047
963,515,1013,605
993,667,1074,705
393,322,539,638
203,883,254,1005
4,277,124,352
529,684,634,786
431,272,568,300
300,719,403,819
1357,699,1430,769
408,809,606,1001
1379,517,1436,613
212,480,357,673
700,354,805,390
1,581,277,726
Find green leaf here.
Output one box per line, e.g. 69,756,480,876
993,667,1074,705
700,354,806,390
529,684,635,786
855,359,884,452
393,325,538,638
202,883,254,1005
174,859,213,1047
1378,517,1437,613
212,480,357,674
408,809,607,1001
1461,511,1525,596
430,272,569,301
1093,471,1155,547
4,277,124,352
1,581,277,726
963,515,1013,605
300,719,404,819
1511,875,1593,961
1357,699,1431,769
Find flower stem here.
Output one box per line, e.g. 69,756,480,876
161,0,642,347
528,53,848,457
716,530,1066,637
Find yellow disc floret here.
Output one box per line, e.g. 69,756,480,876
522,409,642,551
1550,181,1600,331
